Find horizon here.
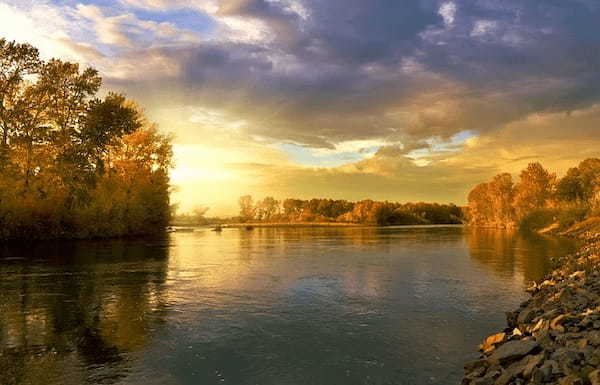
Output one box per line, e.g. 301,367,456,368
5,0,600,216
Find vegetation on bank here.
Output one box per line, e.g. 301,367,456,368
0,40,172,240
468,159,600,231
235,196,464,226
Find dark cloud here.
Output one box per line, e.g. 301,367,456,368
113,0,600,149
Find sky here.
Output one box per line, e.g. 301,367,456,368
3,0,600,215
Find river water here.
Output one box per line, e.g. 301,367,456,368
0,226,576,385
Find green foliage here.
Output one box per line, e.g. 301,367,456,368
0,39,172,240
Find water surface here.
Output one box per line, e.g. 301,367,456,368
0,226,576,385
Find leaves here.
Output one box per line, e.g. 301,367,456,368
0,39,172,239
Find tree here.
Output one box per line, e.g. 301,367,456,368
239,195,255,222
488,173,515,226
0,39,173,240
468,182,493,227
257,196,279,221
513,162,555,219
557,158,600,203
0,39,41,159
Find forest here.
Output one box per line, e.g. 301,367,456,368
467,159,600,230
236,195,464,226
0,39,172,240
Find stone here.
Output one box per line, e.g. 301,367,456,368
487,340,540,365
518,307,537,324
589,369,600,385
530,367,544,383
471,378,494,385
506,311,519,329
493,370,512,385
558,375,583,385
551,315,568,333
539,359,560,380
531,318,548,333
460,234,600,385
480,333,506,354
570,271,585,280
522,354,544,378
465,365,487,379
465,359,488,372
589,331,600,345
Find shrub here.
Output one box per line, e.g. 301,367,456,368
518,209,558,232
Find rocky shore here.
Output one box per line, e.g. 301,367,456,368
462,231,600,385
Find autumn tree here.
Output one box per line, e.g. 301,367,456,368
0,39,173,240
0,39,41,162
556,158,600,203
239,195,255,222
513,162,555,219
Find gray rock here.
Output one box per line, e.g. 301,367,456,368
464,359,488,372
487,340,540,365
471,378,494,385
493,370,512,385
522,353,545,378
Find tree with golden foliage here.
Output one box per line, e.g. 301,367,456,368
0,39,172,240
468,160,600,230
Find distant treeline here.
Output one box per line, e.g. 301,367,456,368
0,40,172,240
468,159,600,230
237,195,464,226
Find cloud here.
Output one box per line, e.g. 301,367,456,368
439,2,457,26
4,0,600,213
76,4,200,48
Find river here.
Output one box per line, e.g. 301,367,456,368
0,226,576,385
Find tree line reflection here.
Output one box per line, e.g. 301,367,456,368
0,237,170,385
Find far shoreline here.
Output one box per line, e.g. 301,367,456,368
171,222,465,229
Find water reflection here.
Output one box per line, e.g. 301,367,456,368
0,227,577,385
466,229,577,283
0,237,170,385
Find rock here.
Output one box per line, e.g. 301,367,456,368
465,359,488,372
471,378,494,385
493,370,512,385
539,359,560,380
518,307,538,324
480,333,506,354
531,318,549,333
487,340,539,365
552,348,582,376
570,271,585,280
461,234,600,385
522,353,545,378
589,369,600,385
551,314,568,333
589,331,600,345
506,311,519,329
558,375,583,385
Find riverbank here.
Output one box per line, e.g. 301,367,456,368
462,228,600,385
226,222,364,228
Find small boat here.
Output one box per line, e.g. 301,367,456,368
245,225,254,230
212,225,223,232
